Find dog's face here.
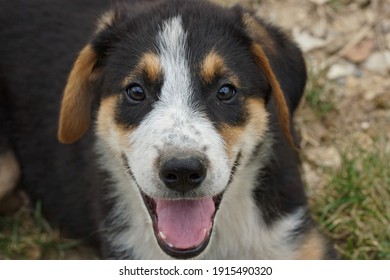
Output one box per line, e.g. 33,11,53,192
57,0,293,259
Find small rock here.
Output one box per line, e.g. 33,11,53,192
305,146,342,169
302,162,322,189
311,21,328,38
373,94,390,109
361,121,370,130
353,133,374,150
293,28,329,52
381,19,390,33
356,0,371,7
310,0,329,5
344,38,375,63
324,36,347,55
344,76,361,97
387,34,390,49
363,51,390,74
303,121,328,143
327,61,357,80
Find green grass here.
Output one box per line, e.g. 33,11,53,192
304,69,336,117
0,203,96,259
311,139,390,259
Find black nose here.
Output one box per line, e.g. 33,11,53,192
159,157,207,192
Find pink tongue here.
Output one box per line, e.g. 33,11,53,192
155,197,215,250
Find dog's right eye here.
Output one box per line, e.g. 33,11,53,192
217,84,236,102
125,84,146,104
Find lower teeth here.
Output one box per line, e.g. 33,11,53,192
158,231,167,240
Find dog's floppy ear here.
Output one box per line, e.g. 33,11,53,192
58,8,128,144
250,43,294,148
58,45,97,144
243,12,302,148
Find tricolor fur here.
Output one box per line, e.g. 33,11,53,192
0,0,336,259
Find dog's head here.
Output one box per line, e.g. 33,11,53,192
58,0,305,259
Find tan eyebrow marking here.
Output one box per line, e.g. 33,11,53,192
140,52,162,82
122,52,162,87
200,50,240,87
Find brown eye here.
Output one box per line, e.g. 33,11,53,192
125,84,146,103
217,85,236,101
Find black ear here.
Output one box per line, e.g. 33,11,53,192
242,12,307,147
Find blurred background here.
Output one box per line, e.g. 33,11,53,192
0,0,389,259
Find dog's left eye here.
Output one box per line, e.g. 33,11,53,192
125,84,146,104
217,85,236,102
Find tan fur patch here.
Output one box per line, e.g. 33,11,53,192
58,44,97,144
122,53,162,87
200,51,240,86
296,229,326,259
220,98,268,161
243,13,275,52
246,98,269,137
96,95,133,153
250,43,295,148
0,151,20,200
96,10,116,33
141,53,162,82
220,124,245,161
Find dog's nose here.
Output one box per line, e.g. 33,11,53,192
159,157,207,192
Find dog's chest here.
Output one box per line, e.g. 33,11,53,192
204,166,302,259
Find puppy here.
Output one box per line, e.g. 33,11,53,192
0,0,336,259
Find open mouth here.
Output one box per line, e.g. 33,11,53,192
142,192,223,259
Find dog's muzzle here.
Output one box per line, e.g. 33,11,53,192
137,153,223,259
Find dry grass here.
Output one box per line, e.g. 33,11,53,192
0,204,96,259
309,138,390,259
300,63,390,260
